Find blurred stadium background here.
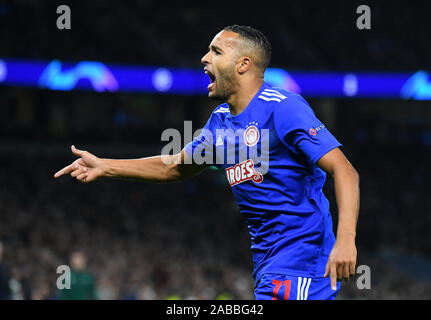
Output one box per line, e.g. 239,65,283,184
0,0,430,300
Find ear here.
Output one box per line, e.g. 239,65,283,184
237,56,252,74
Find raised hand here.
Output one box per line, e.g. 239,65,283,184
53,145,105,183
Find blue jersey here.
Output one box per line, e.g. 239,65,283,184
185,82,342,285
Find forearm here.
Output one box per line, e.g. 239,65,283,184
317,148,359,284
101,154,181,183
333,166,360,242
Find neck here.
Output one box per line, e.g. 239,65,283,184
226,78,264,116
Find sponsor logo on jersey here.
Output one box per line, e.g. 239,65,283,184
215,135,224,146
225,159,264,187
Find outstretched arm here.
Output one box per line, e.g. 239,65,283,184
316,147,360,290
54,145,207,183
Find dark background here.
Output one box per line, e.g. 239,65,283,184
0,0,430,299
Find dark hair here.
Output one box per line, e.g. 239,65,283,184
223,25,272,70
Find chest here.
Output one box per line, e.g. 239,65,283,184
213,112,283,170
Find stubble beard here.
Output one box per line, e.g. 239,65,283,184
209,66,236,102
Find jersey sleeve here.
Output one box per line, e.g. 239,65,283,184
274,94,342,164
184,113,216,165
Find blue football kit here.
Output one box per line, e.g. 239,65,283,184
185,82,342,300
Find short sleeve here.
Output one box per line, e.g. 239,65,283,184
274,94,342,164
184,114,216,165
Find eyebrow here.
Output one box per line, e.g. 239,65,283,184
209,44,223,52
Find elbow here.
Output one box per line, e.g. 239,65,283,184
351,165,359,182
164,162,183,182
163,153,185,182
333,162,360,185
355,168,360,183
349,165,360,187
354,171,360,191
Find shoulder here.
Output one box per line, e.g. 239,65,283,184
200,103,229,130
268,89,318,133
209,103,230,123
257,86,290,103
257,85,309,110
267,88,315,118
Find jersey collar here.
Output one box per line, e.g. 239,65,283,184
226,82,271,122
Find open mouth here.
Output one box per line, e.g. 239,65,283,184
204,69,216,90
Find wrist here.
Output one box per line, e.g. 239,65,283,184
100,158,112,177
336,231,356,243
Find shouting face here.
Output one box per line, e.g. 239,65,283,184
201,30,242,101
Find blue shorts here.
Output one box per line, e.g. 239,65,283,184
254,273,341,300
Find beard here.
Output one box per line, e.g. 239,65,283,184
208,65,237,102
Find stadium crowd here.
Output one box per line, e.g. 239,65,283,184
0,152,254,299
0,81,430,300
0,0,430,300
0,134,430,299
0,1,430,71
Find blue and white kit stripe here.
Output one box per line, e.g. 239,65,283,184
297,277,312,300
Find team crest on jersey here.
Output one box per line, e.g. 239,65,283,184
225,159,264,187
244,122,260,147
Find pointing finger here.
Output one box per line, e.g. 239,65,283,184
330,265,337,291
54,169,64,178
54,164,74,178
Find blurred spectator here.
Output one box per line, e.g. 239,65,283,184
58,251,97,300
0,141,429,299
0,0,430,298
0,242,11,299
0,1,429,71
